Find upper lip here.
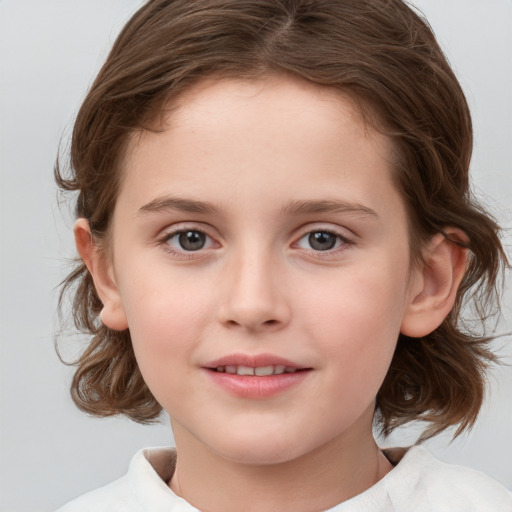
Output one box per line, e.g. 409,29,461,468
203,353,308,370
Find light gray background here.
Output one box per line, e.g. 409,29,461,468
0,1,511,511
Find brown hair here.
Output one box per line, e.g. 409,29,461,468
56,0,508,440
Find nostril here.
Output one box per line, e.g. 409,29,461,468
224,318,280,329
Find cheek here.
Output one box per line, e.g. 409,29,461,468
302,262,410,387
127,304,202,410
118,277,213,388
304,261,408,339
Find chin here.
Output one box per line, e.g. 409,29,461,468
206,432,311,467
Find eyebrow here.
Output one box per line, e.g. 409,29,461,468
138,196,378,219
280,199,378,218
139,196,221,216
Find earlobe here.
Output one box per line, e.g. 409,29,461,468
74,218,128,331
400,229,468,338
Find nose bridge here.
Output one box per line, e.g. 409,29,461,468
218,239,290,331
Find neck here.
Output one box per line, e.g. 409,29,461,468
169,412,392,512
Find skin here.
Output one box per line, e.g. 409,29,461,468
76,74,467,512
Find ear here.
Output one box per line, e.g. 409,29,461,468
400,229,468,338
74,218,128,331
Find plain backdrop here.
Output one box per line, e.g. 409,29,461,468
0,1,511,511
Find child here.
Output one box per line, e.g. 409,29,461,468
56,0,512,510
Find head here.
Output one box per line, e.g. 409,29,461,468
57,0,507,444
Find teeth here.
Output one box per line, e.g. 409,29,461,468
213,365,299,376
255,365,274,376
237,366,255,376
274,365,286,375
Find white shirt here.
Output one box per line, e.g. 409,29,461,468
57,446,512,511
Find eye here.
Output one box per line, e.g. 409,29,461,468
296,230,347,252
165,229,213,252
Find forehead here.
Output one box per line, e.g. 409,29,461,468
171,74,356,122
166,74,379,152
118,74,401,222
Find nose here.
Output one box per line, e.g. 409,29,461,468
217,249,291,333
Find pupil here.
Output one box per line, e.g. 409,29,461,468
179,231,205,251
309,232,336,251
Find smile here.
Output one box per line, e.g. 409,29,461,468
203,355,312,399
213,365,300,376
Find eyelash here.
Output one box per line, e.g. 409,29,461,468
158,228,216,258
157,227,354,258
295,229,353,255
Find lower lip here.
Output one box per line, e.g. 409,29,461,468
204,369,311,399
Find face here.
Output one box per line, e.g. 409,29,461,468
105,75,419,465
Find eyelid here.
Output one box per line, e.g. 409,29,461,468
155,222,355,258
157,223,220,257
292,224,356,253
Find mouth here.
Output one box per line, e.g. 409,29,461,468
203,353,310,375
210,365,306,376
202,354,312,398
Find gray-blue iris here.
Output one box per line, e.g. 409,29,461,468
179,231,206,251
309,232,337,251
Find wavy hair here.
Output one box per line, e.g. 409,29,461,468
56,0,508,440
